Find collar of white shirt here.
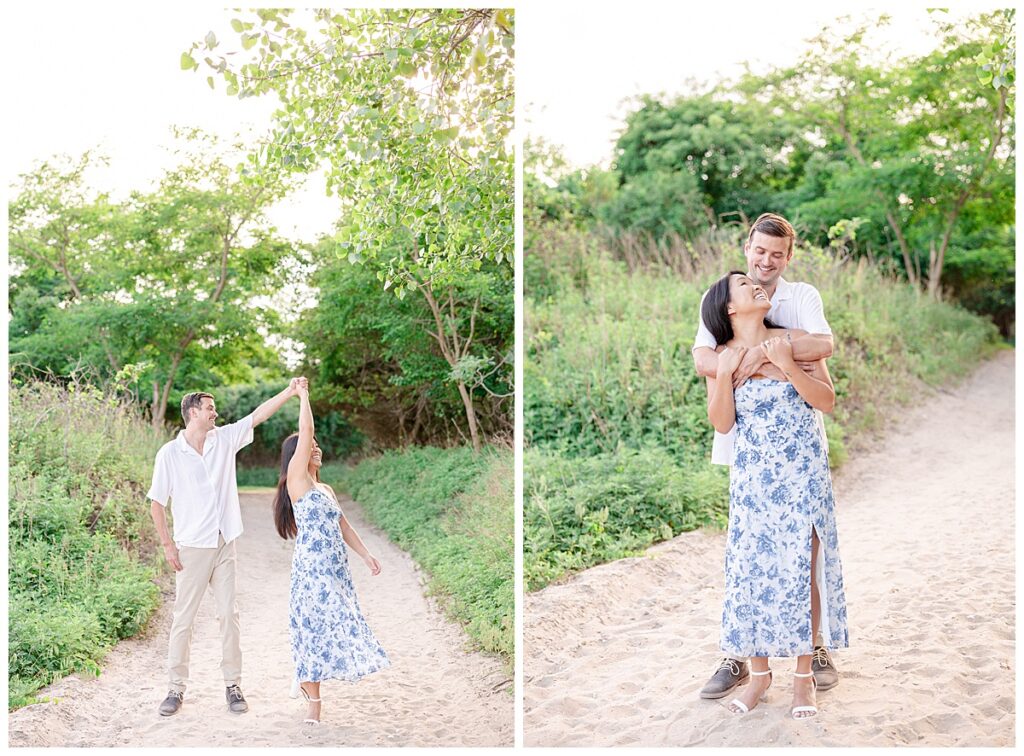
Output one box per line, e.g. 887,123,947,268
175,428,219,457
772,276,794,302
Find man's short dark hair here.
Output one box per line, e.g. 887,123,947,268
746,212,796,255
180,392,214,425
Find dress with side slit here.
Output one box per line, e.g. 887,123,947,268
720,378,849,657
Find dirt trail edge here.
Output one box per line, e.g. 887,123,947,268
10,492,512,747
525,350,1014,747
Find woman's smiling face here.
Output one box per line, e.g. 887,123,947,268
728,273,771,315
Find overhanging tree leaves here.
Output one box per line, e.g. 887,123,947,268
190,8,514,450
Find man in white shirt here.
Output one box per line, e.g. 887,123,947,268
148,378,306,716
691,213,841,700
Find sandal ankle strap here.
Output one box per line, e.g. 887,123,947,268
750,669,772,676
793,671,814,678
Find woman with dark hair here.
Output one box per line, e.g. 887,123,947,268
273,381,390,725
702,271,848,720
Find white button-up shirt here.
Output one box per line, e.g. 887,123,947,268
147,415,254,548
693,277,832,465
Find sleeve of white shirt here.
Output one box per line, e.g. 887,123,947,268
222,413,256,453
691,290,718,353
797,285,832,335
146,449,172,506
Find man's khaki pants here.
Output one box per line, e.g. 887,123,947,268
167,534,241,693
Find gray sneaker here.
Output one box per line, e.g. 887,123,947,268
226,684,249,713
158,690,184,716
699,657,749,699
812,646,839,691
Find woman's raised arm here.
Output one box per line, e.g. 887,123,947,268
286,386,315,497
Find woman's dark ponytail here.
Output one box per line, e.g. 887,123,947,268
273,434,299,540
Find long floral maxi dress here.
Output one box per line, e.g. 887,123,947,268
720,379,849,658
290,487,391,682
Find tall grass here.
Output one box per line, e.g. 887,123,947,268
525,223,1001,589
9,380,166,708
324,445,513,671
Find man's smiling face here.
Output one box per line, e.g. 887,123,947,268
744,231,792,289
194,398,218,431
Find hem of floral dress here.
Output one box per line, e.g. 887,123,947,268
300,658,391,684
719,642,849,658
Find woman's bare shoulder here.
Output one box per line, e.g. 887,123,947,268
286,471,315,502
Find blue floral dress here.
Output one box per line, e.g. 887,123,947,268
290,487,391,682
720,379,849,658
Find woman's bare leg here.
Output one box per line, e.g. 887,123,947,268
811,528,821,644
793,529,820,717
300,681,321,722
727,656,771,714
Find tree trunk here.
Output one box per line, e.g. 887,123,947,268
148,219,241,430
151,352,185,429
152,381,161,425
408,392,428,445
418,280,483,452
456,380,482,452
836,105,918,286
927,89,1006,298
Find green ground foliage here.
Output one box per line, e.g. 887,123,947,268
524,222,1001,590
324,446,513,669
9,381,165,709
237,466,281,488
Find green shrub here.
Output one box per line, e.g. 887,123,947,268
525,447,729,590
325,446,513,668
237,465,280,488
9,598,105,686
8,380,165,708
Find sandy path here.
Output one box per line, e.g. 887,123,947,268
525,350,1015,747
9,493,512,747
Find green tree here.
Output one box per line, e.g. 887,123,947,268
9,133,297,425
751,10,1014,297
610,94,799,235
189,8,514,450
298,240,513,448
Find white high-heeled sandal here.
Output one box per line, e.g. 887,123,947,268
300,687,322,726
791,671,818,720
728,668,772,714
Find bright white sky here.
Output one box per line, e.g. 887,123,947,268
4,3,999,203
3,4,337,241
519,2,1003,169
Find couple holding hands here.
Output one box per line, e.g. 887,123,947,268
147,376,389,726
